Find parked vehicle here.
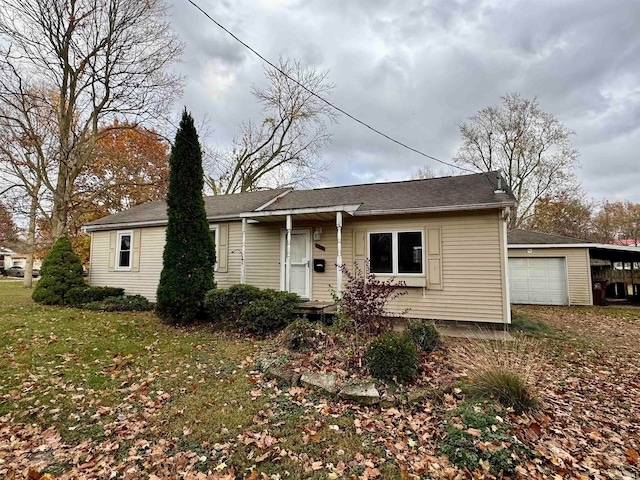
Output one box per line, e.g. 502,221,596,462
5,266,40,278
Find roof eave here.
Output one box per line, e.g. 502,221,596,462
83,214,243,232
354,201,516,217
509,243,640,253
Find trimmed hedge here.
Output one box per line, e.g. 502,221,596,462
66,286,125,307
82,295,152,312
204,285,299,334
367,331,419,384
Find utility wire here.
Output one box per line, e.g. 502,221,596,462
184,0,481,177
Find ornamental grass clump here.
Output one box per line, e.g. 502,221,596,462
457,337,541,413
367,331,419,384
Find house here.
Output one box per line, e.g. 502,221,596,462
84,171,516,324
507,229,640,306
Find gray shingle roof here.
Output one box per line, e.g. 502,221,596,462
85,172,515,230
508,229,594,245
86,189,288,227
263,171,514,214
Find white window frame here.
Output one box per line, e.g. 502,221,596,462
368,229,425,276
209,224,219,272
115,230,133,271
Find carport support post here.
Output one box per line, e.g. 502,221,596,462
240,218,247,284
336,211,343,298
286,215,292,292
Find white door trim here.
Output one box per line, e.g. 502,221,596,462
280,228,312,300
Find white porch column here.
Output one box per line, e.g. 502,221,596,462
336,211,343,297
240,218,247,284
286,214,292,292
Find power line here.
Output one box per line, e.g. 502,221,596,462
184,0,478,176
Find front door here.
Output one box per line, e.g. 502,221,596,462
281,229,311,299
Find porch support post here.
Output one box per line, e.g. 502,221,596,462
240,218,247,284
286,214,292,292
336,211,343,297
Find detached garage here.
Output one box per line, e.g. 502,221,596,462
508,229,640,306
509,257,569,305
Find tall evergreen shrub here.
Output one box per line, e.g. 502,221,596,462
156,110,216,324
32,237,85,305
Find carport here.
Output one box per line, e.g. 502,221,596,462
508,229,640,306
588,245,640,305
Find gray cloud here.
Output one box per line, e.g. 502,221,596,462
168,0,640,202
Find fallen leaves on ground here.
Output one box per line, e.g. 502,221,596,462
1,281,639,479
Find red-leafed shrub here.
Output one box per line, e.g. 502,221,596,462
335,261,407,337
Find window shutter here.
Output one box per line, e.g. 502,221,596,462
131,230,141,272
108,231,116,272
426,227,443,290
217,224,229,273
353,229,366,274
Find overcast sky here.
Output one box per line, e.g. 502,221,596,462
169,0,640,203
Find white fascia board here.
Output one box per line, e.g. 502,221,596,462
354,201,515,217
83,215,242,232
240,204,361,218
509,243,640,253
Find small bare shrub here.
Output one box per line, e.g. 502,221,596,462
456,337,541,413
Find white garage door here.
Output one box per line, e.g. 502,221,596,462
509,257,568,305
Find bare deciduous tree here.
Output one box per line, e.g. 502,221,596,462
205,58,337,195
0,0,183,240
455,93,580,227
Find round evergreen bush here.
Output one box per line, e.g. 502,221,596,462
367,331,419,384
32,237,85,305
407,320,440,352
240,289,299,334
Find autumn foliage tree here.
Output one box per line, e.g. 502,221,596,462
0,0,182,241
592,201,640,245
0,203,19,247
524,193,593,240
157,111,215,324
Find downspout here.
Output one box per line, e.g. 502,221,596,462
241,218,247,284
336,211,343,298
286,215,292,293
501,207,512,328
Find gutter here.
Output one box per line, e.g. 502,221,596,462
82,214,244,233
509,243,640,254
354,201,516,217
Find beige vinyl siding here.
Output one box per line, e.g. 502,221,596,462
508,247,592,306
90,227,166,301
287,211,507,323
89,209,509,323
242,223,281,290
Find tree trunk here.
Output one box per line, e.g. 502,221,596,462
23,192,39,288
51,172,71,241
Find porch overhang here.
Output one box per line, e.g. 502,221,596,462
239,204,361,223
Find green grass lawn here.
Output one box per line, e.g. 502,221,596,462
2,281,638,479
0,280,395,479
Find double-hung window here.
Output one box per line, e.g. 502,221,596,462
209,225,219,271
368,230,423,275
115,231,133,270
